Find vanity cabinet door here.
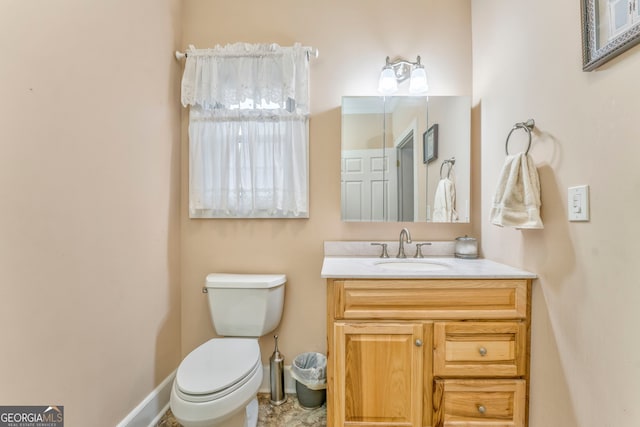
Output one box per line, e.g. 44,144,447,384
333,322,432,427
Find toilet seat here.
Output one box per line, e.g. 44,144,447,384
176,338,261,403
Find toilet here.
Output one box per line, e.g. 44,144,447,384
170,273,286,427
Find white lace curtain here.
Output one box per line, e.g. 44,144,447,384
181,43,311,218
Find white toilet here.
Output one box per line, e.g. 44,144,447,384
170,273,286,427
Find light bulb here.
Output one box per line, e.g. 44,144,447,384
409,66,428,94
378,66,398,95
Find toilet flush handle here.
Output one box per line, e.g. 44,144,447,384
202,287,208,293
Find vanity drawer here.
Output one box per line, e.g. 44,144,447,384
434,322,527,377
333,279,528,320
433,379,526,427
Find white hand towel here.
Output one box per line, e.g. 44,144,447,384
490,152,543,229
432,178,458,222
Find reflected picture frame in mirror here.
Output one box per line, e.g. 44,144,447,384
581,0,640,70
423,124,438,164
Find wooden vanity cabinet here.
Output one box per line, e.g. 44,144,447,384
326,278,531,427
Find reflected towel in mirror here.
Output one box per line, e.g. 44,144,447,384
432,178,457,222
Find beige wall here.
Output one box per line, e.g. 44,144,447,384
180,0,474,364
474,1,640,426
3,1,632,425
342,113,384,150
0,1,182,425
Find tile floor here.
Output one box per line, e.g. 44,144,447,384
156,393,326,427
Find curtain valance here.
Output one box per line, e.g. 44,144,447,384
181,42,310,114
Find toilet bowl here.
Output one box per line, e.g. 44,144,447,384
170,339,262,427
170,273,286,427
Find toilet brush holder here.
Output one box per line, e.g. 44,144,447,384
269,335,287,405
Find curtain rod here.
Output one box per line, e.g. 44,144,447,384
174,46,319,61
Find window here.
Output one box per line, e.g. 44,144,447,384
180,43,312,218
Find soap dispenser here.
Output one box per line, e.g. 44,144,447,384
269,335,287,405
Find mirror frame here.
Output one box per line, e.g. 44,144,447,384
581,0,640,71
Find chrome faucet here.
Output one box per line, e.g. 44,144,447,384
397,228,412,258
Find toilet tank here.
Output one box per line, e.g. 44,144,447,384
205,273,286,337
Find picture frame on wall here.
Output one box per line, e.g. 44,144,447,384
581,0,640,71
423,124,438,164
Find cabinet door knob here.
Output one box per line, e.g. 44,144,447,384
415,339,423,347
478,346,487,356
477,405,486,414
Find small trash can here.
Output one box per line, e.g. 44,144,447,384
290,352,327,409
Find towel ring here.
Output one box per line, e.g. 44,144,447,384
440,158,455,179
505,119,535,155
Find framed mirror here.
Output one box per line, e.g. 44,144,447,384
341,96,470,223
582,0,640,70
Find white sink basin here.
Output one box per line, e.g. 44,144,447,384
375,260,450,272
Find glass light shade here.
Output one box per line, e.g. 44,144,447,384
378,67,398,95
409,66,428,94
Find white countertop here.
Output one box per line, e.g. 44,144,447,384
321,256,536,279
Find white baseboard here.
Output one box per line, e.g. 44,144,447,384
118,364,296,427
116,370,176,427
259,364,296,394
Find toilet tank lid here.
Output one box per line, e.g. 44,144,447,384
205,273,286,289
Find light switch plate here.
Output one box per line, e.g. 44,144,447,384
568,185,589,221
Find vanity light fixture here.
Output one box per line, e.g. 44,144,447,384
378,55,429,95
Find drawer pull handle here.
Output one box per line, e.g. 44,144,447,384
415,339,423,347
478,346,487,356
477,405,486,414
